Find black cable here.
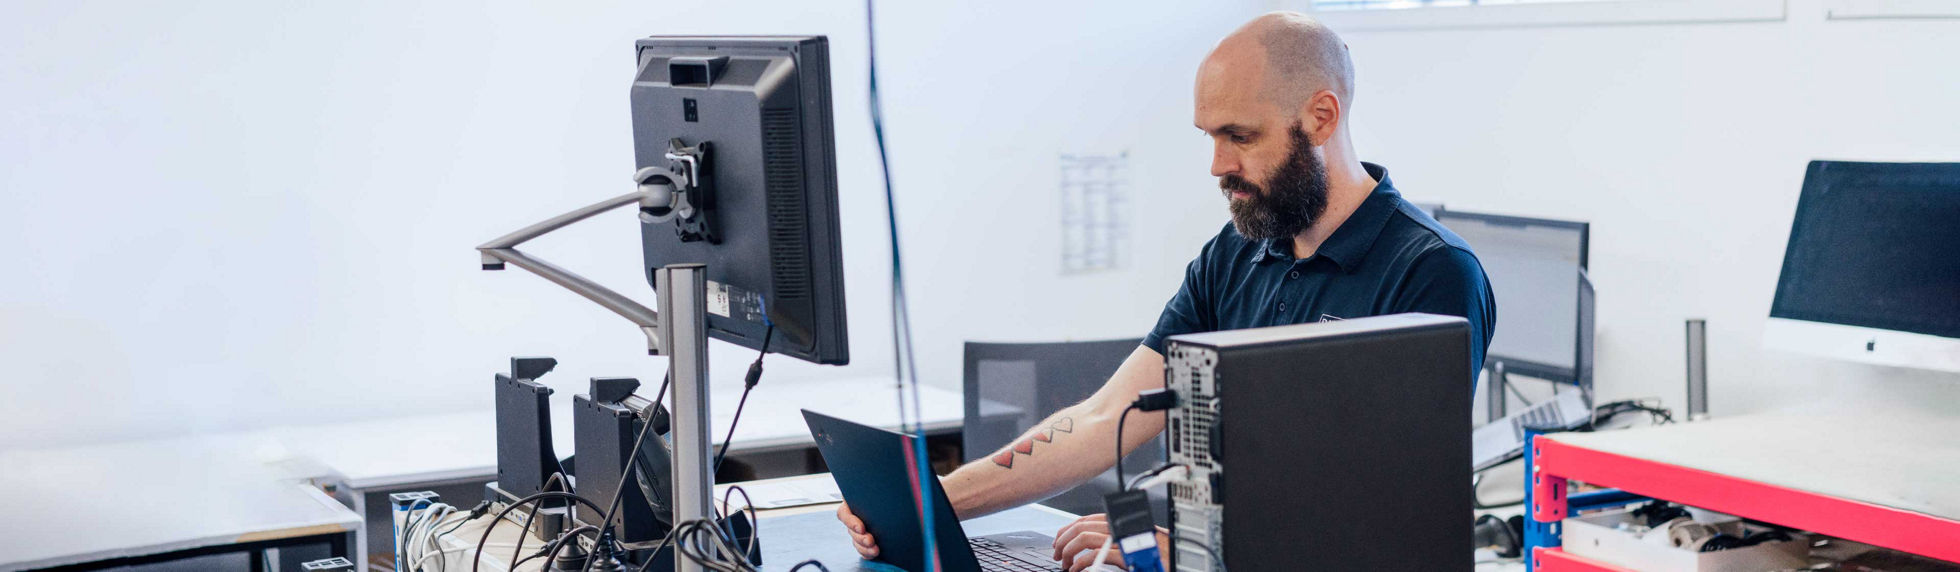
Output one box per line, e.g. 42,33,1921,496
1115,405,1139,489
1126,463,1180,491
433,500,492,541
788,560,831,572
471,491,606,572
713,325,772,476
510,472,568,567
584,373,673,572
534,525,600,571
635,519,689,572
718,485,759,562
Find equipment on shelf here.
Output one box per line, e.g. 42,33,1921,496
1437,210,1594,424
494,356,565,500
1764,160,1960,373
571,376,675,547
1165,314,1472,571
1563,502,1809,570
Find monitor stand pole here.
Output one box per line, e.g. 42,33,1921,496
656,264,714,572
477,171,720,572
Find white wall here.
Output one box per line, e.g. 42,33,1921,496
14,0,1950,452
0,0,1268,449
1313,0,1960,417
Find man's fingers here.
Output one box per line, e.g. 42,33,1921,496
1056,531,1109,570
1052,513,1110,555
851,530,880,558
1068,541,1125,572
836,503,863,533
837,502,878,558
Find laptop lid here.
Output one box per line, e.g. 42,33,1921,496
802,409,978,572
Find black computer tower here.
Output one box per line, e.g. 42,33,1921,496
1165,313,1472,570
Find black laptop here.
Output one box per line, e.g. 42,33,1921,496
803,410,1064,572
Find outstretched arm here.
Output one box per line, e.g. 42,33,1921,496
836,345,1170,559
942,344,1169,519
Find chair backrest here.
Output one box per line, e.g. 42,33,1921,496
962,338,1165,519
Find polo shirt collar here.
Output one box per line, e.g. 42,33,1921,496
1251,162,1399,271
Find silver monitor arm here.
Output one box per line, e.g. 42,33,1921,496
476,143,723,570
475,142,707,354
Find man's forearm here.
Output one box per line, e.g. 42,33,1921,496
938,345,1169,520
940,401,1127,519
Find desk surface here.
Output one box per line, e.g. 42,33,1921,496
429,473,1076,572
277,376,966,490
0,434,363,571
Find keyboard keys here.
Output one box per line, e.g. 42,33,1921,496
969,538,1064,571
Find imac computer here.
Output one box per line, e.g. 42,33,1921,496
1436,210,1596,469
477,35,847,571
1765,160,1960,373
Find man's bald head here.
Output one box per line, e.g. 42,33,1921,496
1207,11,1356,114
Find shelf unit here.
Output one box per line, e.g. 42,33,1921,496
1524,413,1960,570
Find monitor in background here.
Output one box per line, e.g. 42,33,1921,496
1436,211,1595,392
1765,161,1960,373
632,36,850,366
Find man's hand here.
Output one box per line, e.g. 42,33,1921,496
836,502,880,559
1051,513,1169,572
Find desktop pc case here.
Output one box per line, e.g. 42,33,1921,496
1165,313,1471,570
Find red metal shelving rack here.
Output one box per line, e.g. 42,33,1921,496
1527,428,1960,570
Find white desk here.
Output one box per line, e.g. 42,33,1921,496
264,376,966,569
419,473,1079,571
0,434,363,571
272,376,963,491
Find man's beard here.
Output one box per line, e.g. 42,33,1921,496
1221,124,1330,242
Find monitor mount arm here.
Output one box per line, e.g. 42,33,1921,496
476,139,713,354
478,140,724,567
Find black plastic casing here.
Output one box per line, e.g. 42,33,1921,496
631,36,849,366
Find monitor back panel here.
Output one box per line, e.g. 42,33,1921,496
1166,313,1471,570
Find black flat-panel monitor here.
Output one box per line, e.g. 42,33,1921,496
1437,211,1593,386
630,36,849,365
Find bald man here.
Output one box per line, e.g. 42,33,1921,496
840,12,1495,570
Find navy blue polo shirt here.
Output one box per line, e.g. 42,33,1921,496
1142,163,1496,384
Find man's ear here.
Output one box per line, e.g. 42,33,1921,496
1296,90,1342,146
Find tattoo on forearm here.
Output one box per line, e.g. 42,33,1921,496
991,417,1076,469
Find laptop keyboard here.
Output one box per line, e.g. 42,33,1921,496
970,537,1064,572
